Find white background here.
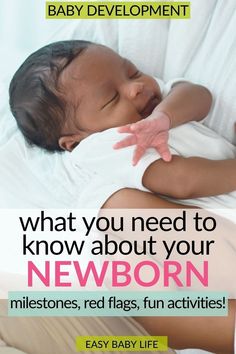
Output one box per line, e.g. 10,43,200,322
0,0,68,81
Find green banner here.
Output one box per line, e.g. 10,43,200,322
76,336,168,351
46,2,191,19
9,291,227,316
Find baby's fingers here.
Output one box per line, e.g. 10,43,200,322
117,124,133,133
152,131,171,161
132,145,146,166
129,120,148,133
130,118,163,134
113,135,137,149
155,144,172,162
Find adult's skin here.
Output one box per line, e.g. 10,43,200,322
0,190,234,353
103,188,236,354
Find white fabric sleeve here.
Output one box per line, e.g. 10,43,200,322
70,128,162,208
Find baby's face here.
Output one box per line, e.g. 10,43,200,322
59,45,162,148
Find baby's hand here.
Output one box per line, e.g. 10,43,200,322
113,111,172,166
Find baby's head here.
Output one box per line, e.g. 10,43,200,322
10,40,161,152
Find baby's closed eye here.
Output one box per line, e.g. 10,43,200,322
129,70,142,79
101,92,119,109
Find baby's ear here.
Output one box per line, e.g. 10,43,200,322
58,134,82,152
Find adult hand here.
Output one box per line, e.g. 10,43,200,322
113,111,172,165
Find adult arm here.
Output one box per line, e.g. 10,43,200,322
137,300,236,354
102,189,235,354
102,187,193,209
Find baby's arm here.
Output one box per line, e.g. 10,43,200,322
143,156,236,199
155,82,212,127
114,82,212,165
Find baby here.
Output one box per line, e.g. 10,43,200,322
8,40,236,354
9,40,236,208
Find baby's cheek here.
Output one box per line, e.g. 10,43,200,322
109,102,141,128
151,80,162,100
146,76,162,101
122,110,141,126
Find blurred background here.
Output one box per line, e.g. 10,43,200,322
0,0,68,81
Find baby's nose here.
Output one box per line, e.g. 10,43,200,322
123,82,144,99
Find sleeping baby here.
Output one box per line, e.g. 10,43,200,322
9,40,236,210
8,40,236,354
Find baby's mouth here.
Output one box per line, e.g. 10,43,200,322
140,96,160,118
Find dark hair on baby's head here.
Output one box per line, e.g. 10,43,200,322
9,40,92,152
